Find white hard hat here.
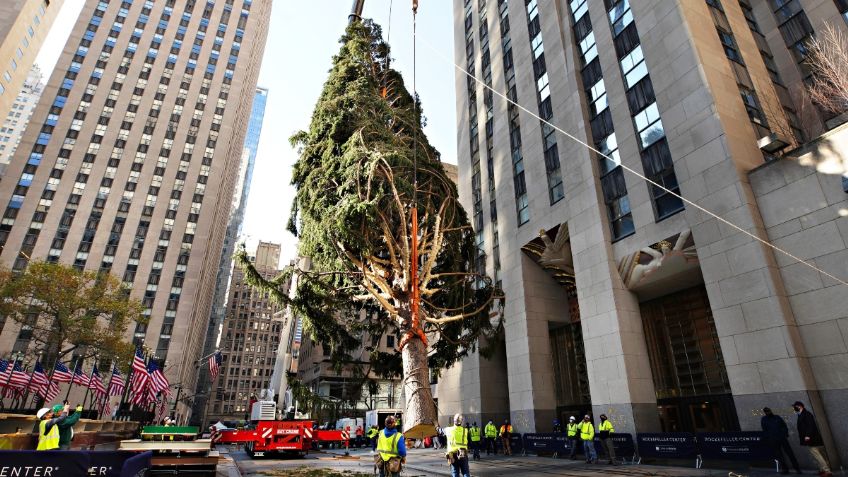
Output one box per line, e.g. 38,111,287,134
36,408,50,419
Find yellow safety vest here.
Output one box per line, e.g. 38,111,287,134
37,420,60,450
484,423,497,438
499,424,512,436
446,426,468,453
580,422,595,441
470,426,481,442
377,429,401,462
567,423,578,437
368,428,378,438
599,420,614,433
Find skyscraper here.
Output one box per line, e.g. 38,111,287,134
0,0,272,421
0,0,63,129
193,86,267,424
445,0,848,463
0,65,45,173
204,241,282,425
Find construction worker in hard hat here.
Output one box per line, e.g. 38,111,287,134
35,405,67,450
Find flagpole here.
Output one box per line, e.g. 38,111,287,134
118,352,135,421
81,357,96,413
17,352,42,412
39,354,59,409
64,356,79,402
100,361,114,419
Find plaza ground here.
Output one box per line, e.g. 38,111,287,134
220,445,846,477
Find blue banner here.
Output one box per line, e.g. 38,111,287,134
522,433,572,453
600,433,635,457
696,432,771,461
636,433,697,459
0,451,152,477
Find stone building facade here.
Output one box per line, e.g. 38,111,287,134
0,65,44,172
443,0,848,465
205,241,283,425
0,0,272,421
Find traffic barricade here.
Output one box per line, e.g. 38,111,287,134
522,433,571,457
636,433,699,466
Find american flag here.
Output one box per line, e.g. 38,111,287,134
9,361,29,389
130,349,150,405
29,361,49,394
147,361,170,396
101,398,112,419
88,364,106,396
0,359,9,386
72,361,88,386
52,362,73,383
209,351,222,381
40,380,60,402
154,397,169,423
108,365,125,397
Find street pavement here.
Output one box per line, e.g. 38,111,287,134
223,444,831,477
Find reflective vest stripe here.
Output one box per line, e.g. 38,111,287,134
567,423,578,437
377,430,400,461
469,427,481,441
580,423,594,440
447,426,468,453
599,421,614,432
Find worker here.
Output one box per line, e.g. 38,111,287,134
356,425,364,448
499,419,513,456
469,421,481,460
580,415,597,464
35,405,67,450
484,419,497,455
368,425,379,452
566,416,579,460
598,414,616,465
57,403,83,450
552,418,562,433
445,414,469,477
376,416,406,477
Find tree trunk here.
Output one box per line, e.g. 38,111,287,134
400,335,438,439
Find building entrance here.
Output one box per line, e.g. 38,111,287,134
550,294,591,420
640,285,739,432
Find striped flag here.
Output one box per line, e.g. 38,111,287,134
72,361,88,386
52,362,73,383
88,365,106,396
208,351,222,381
40,380,60,402
147,361,170,396
9,361,29,389
108,365,125,397
29,361,49,394
0,359,9,385
130,349,150,405
101,398,112,419
154,397,169,423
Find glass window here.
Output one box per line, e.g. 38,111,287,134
634,102,665,148
620,45,648,88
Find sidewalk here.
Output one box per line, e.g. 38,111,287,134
322,447,839,477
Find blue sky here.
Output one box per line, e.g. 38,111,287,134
38,0,459,268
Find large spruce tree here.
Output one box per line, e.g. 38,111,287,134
237,20,502,438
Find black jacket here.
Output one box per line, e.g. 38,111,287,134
796,409,823,447
760,414,788,442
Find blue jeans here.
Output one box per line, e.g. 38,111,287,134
450,456,470,477
583,440,597,462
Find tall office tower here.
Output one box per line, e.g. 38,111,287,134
445,0,848,463
0,65,45,173
0,0,63,130
192,86,267,424
204,241,282,425
0,0,272,421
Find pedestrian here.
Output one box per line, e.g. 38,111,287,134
368,425,379,452
499,419,513,456
597,414,616,465
35,405,66,450
356,425,364,448
793,401,832,477
433,425,442,449
580,415,597,464
484,419,497,455
552,418,562,433
445,414,470,477
566,416,579,460
376,416,406,477
761,407,801,475
469,421,481,460
57,403,83,450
